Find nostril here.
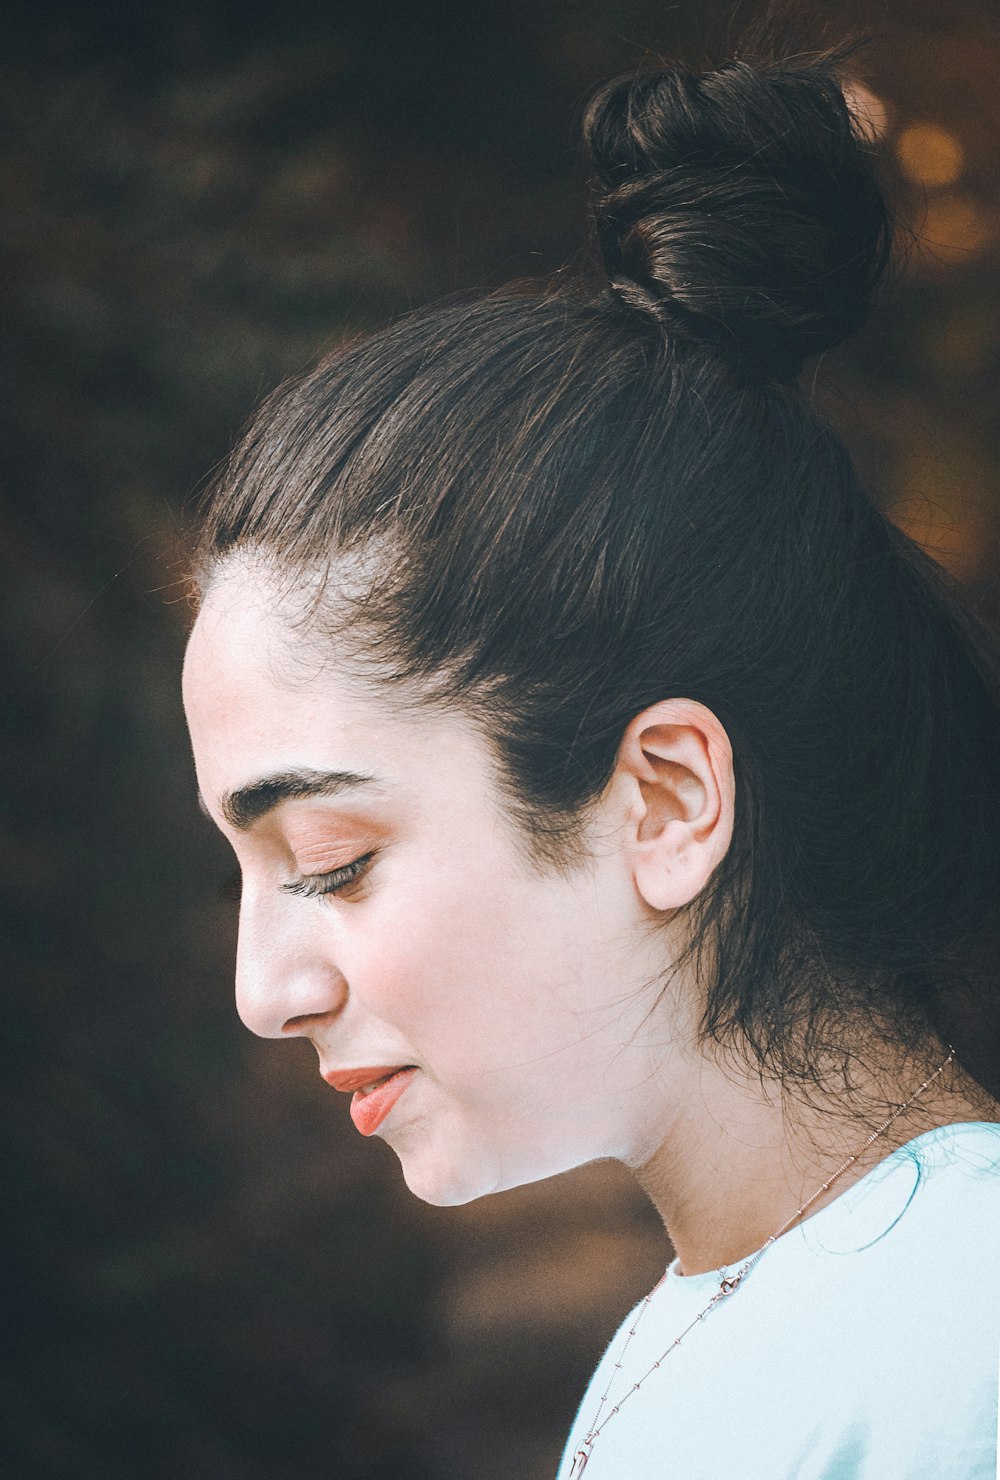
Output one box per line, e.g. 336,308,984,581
281,1012,326,1033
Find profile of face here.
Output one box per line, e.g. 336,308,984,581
182,561,734,1206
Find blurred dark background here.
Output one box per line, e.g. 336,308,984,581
2,2,998,1477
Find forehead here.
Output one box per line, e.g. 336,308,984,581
182,564,483,807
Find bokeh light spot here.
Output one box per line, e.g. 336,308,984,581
843,79,891,138
917,192,992,268
896,123,964,186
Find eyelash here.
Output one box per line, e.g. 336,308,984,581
282,852,376,900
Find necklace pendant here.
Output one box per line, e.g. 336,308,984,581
570,1444,591,1476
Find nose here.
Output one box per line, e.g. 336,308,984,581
234,888,348,1039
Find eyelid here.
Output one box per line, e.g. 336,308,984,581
282,851,376,900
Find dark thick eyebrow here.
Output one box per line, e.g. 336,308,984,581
200,767,380,831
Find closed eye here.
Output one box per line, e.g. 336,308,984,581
282,852,376,900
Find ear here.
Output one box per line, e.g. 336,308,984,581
615,699,735,912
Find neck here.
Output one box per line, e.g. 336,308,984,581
631,1032,995,1277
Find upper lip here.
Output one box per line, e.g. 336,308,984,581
322,1065,413,1093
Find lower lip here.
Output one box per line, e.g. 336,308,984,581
349,1068,417,1136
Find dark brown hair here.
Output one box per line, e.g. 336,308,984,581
194,52,1000,1093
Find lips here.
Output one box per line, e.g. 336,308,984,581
323,1065,411,1094
323,1064,418,1136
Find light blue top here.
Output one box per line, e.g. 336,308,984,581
557,1122,1000,1479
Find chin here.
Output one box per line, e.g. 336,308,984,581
393,1145,502,1206
390,1128,585,1207
385,1117,510,1205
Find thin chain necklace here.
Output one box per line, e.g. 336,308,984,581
569,1046,956,1477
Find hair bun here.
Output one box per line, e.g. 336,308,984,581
585,57,892,380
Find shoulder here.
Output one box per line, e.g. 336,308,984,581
846,1120,1000,1264
791,1122,1000,1313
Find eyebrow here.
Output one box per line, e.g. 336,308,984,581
200,767,380,831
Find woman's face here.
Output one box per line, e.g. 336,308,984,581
182,563,679,1206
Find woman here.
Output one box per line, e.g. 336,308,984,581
182,47,1000,1479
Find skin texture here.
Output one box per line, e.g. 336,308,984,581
183,560,993,1273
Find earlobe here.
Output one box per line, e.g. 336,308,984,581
617,700,735,912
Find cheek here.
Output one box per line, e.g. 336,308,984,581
347,860,561,1058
